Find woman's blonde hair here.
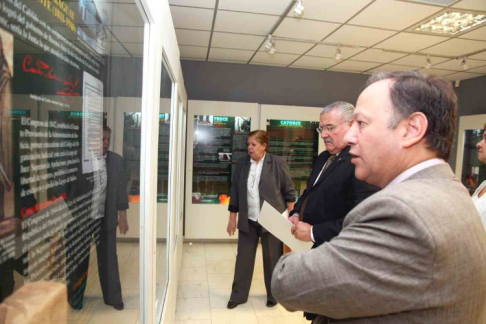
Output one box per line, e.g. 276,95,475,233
248,130,269,151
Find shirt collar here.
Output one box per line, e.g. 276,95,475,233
251,153,266,164
386,158,445,188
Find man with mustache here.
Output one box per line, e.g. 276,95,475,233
288,101,379,321
272,72,486,323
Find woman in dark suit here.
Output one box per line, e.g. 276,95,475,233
226,130,295,309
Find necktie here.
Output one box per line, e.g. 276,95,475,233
299,155,336,220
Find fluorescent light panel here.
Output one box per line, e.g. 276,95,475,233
415,11,486,35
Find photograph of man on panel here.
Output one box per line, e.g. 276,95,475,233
272,71,486,323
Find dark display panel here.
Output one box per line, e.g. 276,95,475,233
192,115,250,204
267,119,319,200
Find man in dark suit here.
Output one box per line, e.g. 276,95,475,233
98,125,129,310
289,101,378,248
288,102,378,321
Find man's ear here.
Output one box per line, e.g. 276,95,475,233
402,112,428,148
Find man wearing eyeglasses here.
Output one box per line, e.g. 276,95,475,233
289,102,380,320
289,102,378,254
288,102,381,321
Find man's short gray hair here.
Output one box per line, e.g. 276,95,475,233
320,101,355,122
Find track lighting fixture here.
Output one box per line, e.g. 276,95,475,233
264,35,276,54
293,0,304,17
425,55,432,69
334,46,342,60
461,57,468,70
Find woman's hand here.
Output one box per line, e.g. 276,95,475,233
227,212,237,236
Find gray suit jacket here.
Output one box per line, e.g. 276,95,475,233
229,153,295,234
272,163,486,323
100,151,129,231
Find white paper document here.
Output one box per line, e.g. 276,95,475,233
259,201,313,252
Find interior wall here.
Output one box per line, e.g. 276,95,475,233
181,60,369,107
181,60,486,169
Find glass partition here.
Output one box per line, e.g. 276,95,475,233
155,61,172,320
0,1,147,323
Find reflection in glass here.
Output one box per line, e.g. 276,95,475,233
155,62,172,321
0,0,145,322
462,129,486,195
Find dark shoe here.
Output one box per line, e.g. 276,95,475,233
227,301,239,309
113,302,124,310
266,301,277,307
69,302,83,310
106,302,124,310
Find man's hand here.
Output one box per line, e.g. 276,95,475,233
118,210,129,235
227,212,237,236
291,221,312,242
289,215,299,226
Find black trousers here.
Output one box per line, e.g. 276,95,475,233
0,258,14,303
230,220,282,304
96,229,122,305
66,217,100,309
66,219,122,308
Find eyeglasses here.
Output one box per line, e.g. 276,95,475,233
316,121,347,134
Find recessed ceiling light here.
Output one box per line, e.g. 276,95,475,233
415,11,486,35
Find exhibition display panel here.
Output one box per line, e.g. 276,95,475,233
267,119,319,199
192,115,251,205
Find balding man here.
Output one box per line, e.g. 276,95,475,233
272,72,486,323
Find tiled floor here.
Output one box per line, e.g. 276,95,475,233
176,242,308,324
35,241,305,324
38,241,168,324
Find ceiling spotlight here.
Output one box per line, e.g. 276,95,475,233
264,35,276,54
461,57,468,70
455,80,461,88
425,55,432,69
293,0,304,17
334,46,342,60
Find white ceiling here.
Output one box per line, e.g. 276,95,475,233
170,0,486,81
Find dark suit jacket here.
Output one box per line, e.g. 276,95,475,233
100,151,129,231
228,153,295,234
290,146,379,246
